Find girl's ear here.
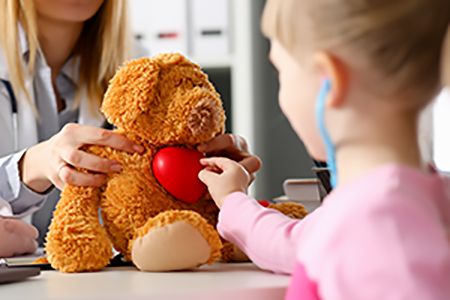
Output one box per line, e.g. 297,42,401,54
313,52,348,108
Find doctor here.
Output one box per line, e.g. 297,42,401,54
0,0,147,249
0,0,262,255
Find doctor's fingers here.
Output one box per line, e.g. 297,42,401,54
53,166,107,190
58,124,144,154
198,134,251,160
197,134,261,177
4,232,38,257
60,149,123,174
239,156,261,183
3,218,39,239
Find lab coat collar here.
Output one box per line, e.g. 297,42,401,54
60,56,80,87
0,22,79,88
0,22,104,128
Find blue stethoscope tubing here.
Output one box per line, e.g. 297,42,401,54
315,78,337,188
0,79,19,152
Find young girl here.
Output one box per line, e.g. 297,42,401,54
199,0,450,298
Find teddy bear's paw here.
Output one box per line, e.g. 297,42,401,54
268,202,309,219
220,240,250,263
132,221,211,271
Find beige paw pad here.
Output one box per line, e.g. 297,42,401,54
132,221,211,271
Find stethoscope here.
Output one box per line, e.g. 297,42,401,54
0,79,19,152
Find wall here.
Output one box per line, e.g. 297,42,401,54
249,0,314,200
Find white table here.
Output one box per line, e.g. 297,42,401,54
0,263,290,300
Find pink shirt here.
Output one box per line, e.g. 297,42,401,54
217,164,450,299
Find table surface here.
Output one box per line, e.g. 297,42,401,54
0,262,290,300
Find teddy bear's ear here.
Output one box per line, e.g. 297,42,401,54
101,57,160,128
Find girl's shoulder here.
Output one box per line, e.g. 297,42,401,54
324,163,449,215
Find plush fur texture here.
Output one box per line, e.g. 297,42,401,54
45,53,226,272
44,53,308,273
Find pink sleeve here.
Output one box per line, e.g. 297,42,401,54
217,191,303,274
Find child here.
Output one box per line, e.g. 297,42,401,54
199,0,450,298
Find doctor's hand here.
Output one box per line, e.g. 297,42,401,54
197,134,261,184
0,217,38,258
198,157,251,209
19,123,144,192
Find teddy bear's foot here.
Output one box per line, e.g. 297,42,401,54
221,240,250,262
131,210,222,272
132,221,209,271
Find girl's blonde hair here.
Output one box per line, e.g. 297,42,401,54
262,0,450,107
0,0,131,116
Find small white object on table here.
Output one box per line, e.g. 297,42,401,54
274,178,322,212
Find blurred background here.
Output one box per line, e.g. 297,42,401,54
128,0,450,201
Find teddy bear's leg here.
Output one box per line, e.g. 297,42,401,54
45,186,112,273
130,210,222,272
220,240,250,262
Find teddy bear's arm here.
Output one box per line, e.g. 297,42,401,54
45,185,113,273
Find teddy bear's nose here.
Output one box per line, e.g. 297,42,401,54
187,98,223,139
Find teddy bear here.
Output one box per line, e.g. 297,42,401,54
43,53,308,273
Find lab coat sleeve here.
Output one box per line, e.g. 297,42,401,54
0,196,13,216
0,150,49,218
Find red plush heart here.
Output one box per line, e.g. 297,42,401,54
152,147,206,204
258,200,271,208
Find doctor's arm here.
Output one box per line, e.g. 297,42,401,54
0,198,38,257
0,151,49,217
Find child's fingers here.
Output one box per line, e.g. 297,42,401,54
200,156,238,171
198,168,221,185
14,235,39,256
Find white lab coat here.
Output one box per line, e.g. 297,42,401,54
0,33,104,157
0,25,104,222
0,24,148,220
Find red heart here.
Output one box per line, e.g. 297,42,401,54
258,200,271,208
152,147,206,204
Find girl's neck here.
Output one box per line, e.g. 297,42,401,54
36,17,84,81
334,107,425,187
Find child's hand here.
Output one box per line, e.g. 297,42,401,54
197,134,261,183
199,157,251,208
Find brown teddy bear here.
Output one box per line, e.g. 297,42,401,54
44,53,308,273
